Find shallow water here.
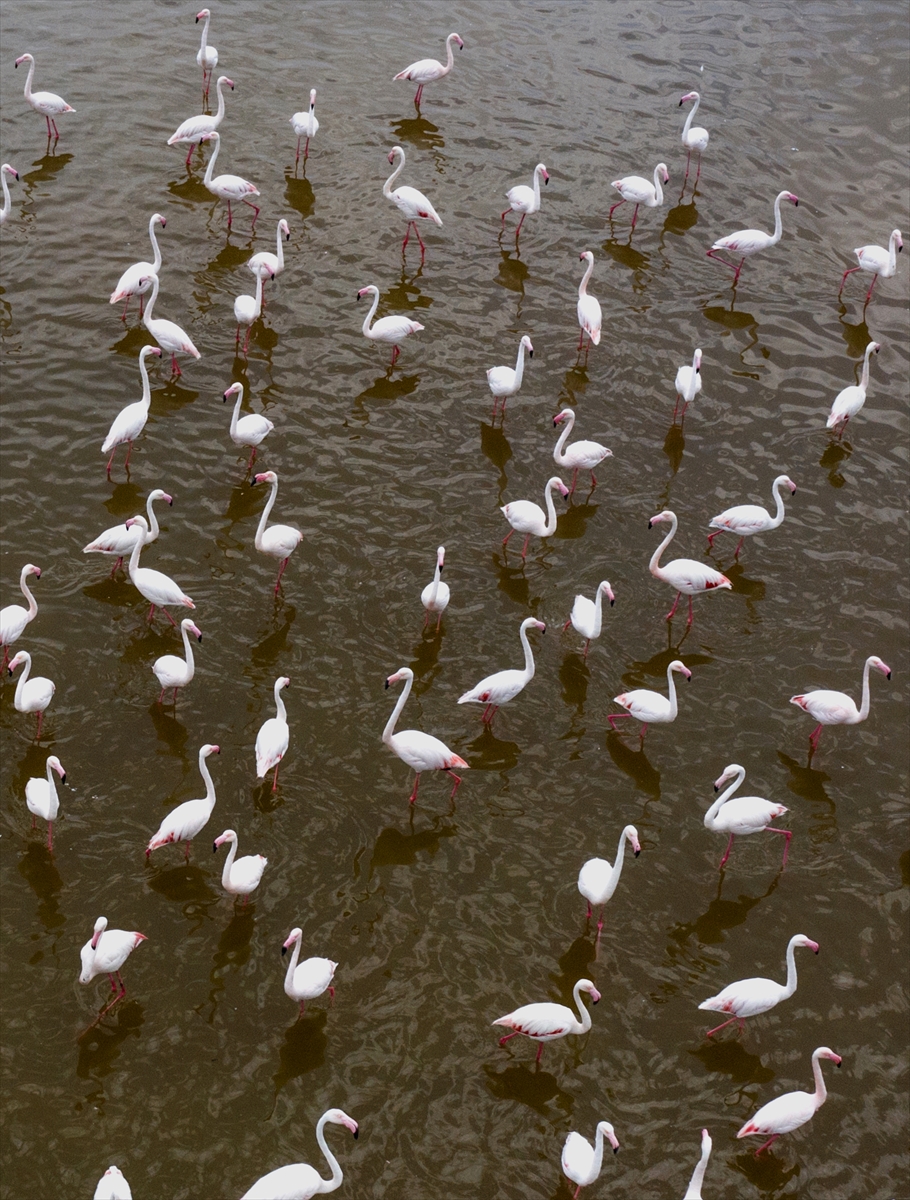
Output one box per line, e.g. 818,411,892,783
0,1,908,1198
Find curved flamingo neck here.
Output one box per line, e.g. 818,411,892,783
142,273,160,325
767,478,789,529
361,288,381,336
781,938,802,999
886,231,900,270
250,272,265,320
283,933,302,991
45,758,61,808
144,497,162,542
518,623,537,682
512,340,528,388
809,1051,829,1108
272,681,288,723
648,514,678,579
198,13,212,53
531,166,544,206
571,982,593,1034
857,656,876,721
314,1113,345,1192
769,192,786,245
180,623,197,675
383,672,412,744
859,343,875,390
652,165,665,205
427,561,442,606
20,57,36,101
578,256,594,297
589,585,607,639
13,652,32,705
220,836,238,890
138,352,155,412
542,481,560,535
441,35,458,74
704,767,745,828
19,571,38,618
212,78,228,124
383,150,405,198
274,223,286,270
587,1125,607,1181
202,133,221,186
255,478,279,549
229,387,244,438
665,664,682,718
681,93,700,141
198,751,217,814
148,217,163,273
1,174,13,220
684,1140,710,1199
553,412,575,463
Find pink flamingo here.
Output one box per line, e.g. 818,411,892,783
552,408,612,494
240,1109,358,1200
492,977,601,1064
576,251,602,350
200,131,261,228
83,488,172,575
393,32,463,106
195,9,217,94
737,1047,842,1156
167,74,233,165
487,335,533,416
1,563,41,670
79,916,147,1018
0,163,20,226
234,269,271,355
420,546,450,631
561,1120,620,1199
358,284,425,365
383,145,442,259
246,218,290,303
839,228,902,303
100,346,162,475
679,91,709,180
501,476,569,558
281,928,337,1015
140,274,201,377
25,755,66,851
673,348,702,421
707,474,797,558
707,189,799,283
290,89,319,164
790,655,891,751
224,382,274,471
15,53,75,139
699,933,819,1037
384,666,468,804
146,743,220,859
109,213,166,320
565,580,615,658
252,471,303,593
648,509,732,626
255,676,290,792
152,618,202,705
704,763,791,869
826,341,881,436
8,650,55,740
609,659,691,741
577,824,640,931
125,514,195,626
213,829,267,903
458,617,546,724
502,162,549,236
684,1129,712,1200
609,162,669,229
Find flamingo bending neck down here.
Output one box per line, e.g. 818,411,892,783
101,345,162,475
565,580,615,658
673,347,702,421
8,650,55,740
15,53,75,140
577,824,640,931
1,563,41,669
84,487,172,575
93,1164,132,1200
501,476,569,558
110,213,167,321
167,74,233,165
561,1121,620,1199
358,284,424,365
683,1130,713,1200
790,654,891,751
25,755,66,851
240,1109,359,1200
213,829,267,903
502,162,549,236
679,91,709,180
393,32,463,107
252,471,303,592
487,335,533,417
0,164,20,226
552,408,612,494
839,228,902,303
699,933,819,1037
707,474,797,557
140,273,200,377
146,743,219,859
152,618,202,705
609,162,669,229
384,667,468,804
576,251,602,350
705,763,791,869
224,382,274,471
648,509,731,626
493,977,601,1063
79,916,148,1019
707,189,799,283
737,1047,841,1156
383,145,442,260
421,546,450,631
195,8,217,94
200,130,261,228
458,617,546,725
609,658,691,741
826,341,881,436
125,515,195,626
256,676,290,791
281,928,337,1015
290,89,319,163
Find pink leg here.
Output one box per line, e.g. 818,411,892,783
686,595,695,627
184,840,192,861
500,209,511,228
303,136,310,161
415,224,427,259
47,821,54,852
515,213,526,237
864,274,878,303
838,266,859,296
705,1015,741,1037
573,1186,582,1200
157,687,166,704
328,985,335,1005
734,536,745,559
578,328,586,351
808,724,824,750
672,393,682,421
390,345,400,366
719,833,735,869
161,608,178,628
563,618,572,632
583,640,591,659
732,258,745,283
299,999,306,1015
665,591,683,622
246,446,257,472
638,723,648,742
608,198,625,219
120,294,131,321
568,468,579,495
226,200,233,228
274,557,290,593
447,771,463,800
243,198,260,228
435,612,442,633
767,827,792,866
408,773,421,804
588,472,597,491
502,529,514,549
170,353,182,377
694,155,702,183
122,441,133,472
185,143,194,167
271,762,280,793
109,557,124,578
520,533,531,559
596,908,605,933
295,137,302,164
706,249,741,274
147,603,157,623
706,530,721,549
172,688,178,704
402,224,411,251
630,203,640,230
106,447,118,477
498,1031,520,1046
684,148,692,181
535,1042,544,1064
242,324,252,355
35,711,44,740
754,1134,780,1157
414,84,424,106
607,713,632,730
585,901,592,920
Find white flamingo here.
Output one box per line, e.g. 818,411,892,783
707,474,797,557
281,928,337,1015
25,754,66,851
251,470,303,592
384,666,468,804
552,408,612,494
698,933,819,1037
576,251,602,349
167,74,233,165
683,1129,712,1200
100,345,162,475
393,32,464,106
124,515,195,625
200,130,261,228
493,977,601,1063
609,659,691,742
358,284,425,365
140,273,200,377
240,1109,359,1200
0,164,20,226
255,675,290,791
383,145,442,259
790,654,891,752
679,91,709,179
839,228,902,303
648,509,732,626
737,1047,842,1156
195,8,217,94
223,381,274,470
487,335,533,416
458,617,546,725
501,476,568,558
246,218,290,300
826,341,881,436
501,162,550,236
420,546,450,631
704,763,791,869
707,189,799,283
565,580,615,658
234,268,271,355
561,1120,620,1199
14,53,75,139
577,824,640,931
146,743,220,859
213,829,267,902
673,347,702,421
1,563,41,669
290,89,319,163
93,1165,132,1200
84,488,172,575
152,618,202,705
8,649,55,739
79,916,148,1018
109,213,167,321
609,162,669,229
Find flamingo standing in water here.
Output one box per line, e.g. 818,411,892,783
152,618,202,705
707,189,799,283
565,580,615,658
240,1109,359,1200
15,53,75,140
552,408,612,494
1,563,41,670
140,274,200,377
100,346,162,475
707,474,797,558
93,1165,132,1200
213,829,267,903
146,743,220,859
737,1047,842,1156
0,164,20,226
576,251,602,350
383,145,442,259
673,348,702,421
251,471,303,592
223,382,274,471
234,268,271,354
458,617,546,725
839,228,902,303
79,916,148,1018
200,130,261,228
704,763,791,869
383,666,468,804
609,659,691,741
255,676,290,791
577,824,640,931
281,928,337,1015
421,546,450,631
25,754,66,851
83,488,172,575
195,8,217,95
8,650,55,740
487,335,533,416
290,89,319,163
698,933,819,1037
109,213,166,321
167,74,233,165
648,509,731,626
393,32,463,106
826,341,881,436
502,162,549,236
493,977,601,1063
124,515,195,626
790,654,891,751
679,91,709,180
246,218,290,303
609,162,669,229
561,1120,620,1199
683,1130,712,1200
501,476,569,558
358,284,425,365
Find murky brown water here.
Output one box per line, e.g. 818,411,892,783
1,2,908,1198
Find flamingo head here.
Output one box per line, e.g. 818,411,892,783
599,581,616,607
435,546,445,570
15,54,34,69
47,755,66,784
579,249,593,265
781,476,797,494
125,514,149,537
213,829,237,852
388,146,404,165
648,509,674,529
140,345,162,363
713,763,743,792
385,666,413,690
196,9,211,22
658,163,670,183
7,651,28,675
279,218,290,240
817,1047,842,1067
869,341,882,356
183,620,203,642
326,1108,360,1138
679,91,700,106
201,743,220,758
215,78,235,91
794,935,820,954
199,131,220,145
152,213,166,228
597,1121,620,1153
693,347,702,372
552,408,574,427
357,286,378,301
669,660,692,682
223,382,243,402
536,164,550,185
450,33,465,50
578,978,601,1004
282,927,303,954
23,564,41,581
870,656,891,680
521,335,534,357
253,470,278,486
624,824,641,856
90,916,108,950
785,191,799,206
276,676,291,693
2,165,20,181
547,476,570,499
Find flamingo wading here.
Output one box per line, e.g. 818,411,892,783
240,1109,359,1200
252,471,303,592
124,514,195,626
673,348,702,421
79,916,147,1018
648,509,731,626
152,618,202,705
383,145,442,259
8,650,55,740
501,476,569,558
290,89,319,163
458,617,546,724
707,189,799,283
200,130,261,228
839,228,902,303
683,1130,713,1200
281,927,337,1015
213,829,267,902
826,341,881,436
255,676,290,792
0,164,20,226
358,284,425,365
790,654,891,751
167,74,233,165
421,546,450,631
384,666,468,804
109,213,166,321
100,346,163,475
195,8,217,94
737,1047,842,1156
140,274,200,377
561,1121,620,1199
247,218,290,299
609,659,691,741
552,408,612,494
493,977,601,1063
487,335,533,416
502,162,549,236
576,251,602,349
565,580,615,658
707,474,797,558
393,32,464,106
577,824,640,931
679,91,709,179
704,763,791,869
699,933,819,1037
609,162,669,229
1,564,41,670
25,755,66,851
223,381,274,471
15,53,75,140
84,487,172,576
146,743,220,859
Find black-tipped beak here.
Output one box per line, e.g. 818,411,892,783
678,98,684,107
634,849,640,857
714,783,720,793
609,598,615,607
60,772,67,784
648,520,654,529
196,632,203,642
384,679,391,689
352,1128,359,1139
613,1146,619,1154
886,670,892,679
528,348,534,358
212,841,218,853
281,945,288,956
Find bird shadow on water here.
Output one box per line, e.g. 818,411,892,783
559,651,589,714
479,419,512,497
76,1001,144,1076
369,821,456,874
732,1149,800,1192
554,936,597,990
267,1011,330,1113
109,325,153,358
353,372,419,415
22,151,72,188
777,751,838,844
819,439,851,488
836,303,872,358
146,863,217,912
688,1038,775,1091
669,869,781,950
465,723,521,773
18,844,64,929
147,701,190,754
721,561,767,618
555,497,598,542
390,114,446,162
663,421,685,475
195,906,257,1024
605,730,661,799
250,606,297,669
284,173,315,220
601,233,649,275
483,1061,573,1117
494,248,529,310
702,299,759,351
662,194,699,236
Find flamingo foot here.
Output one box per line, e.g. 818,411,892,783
719,833,735,869
408,773,420,804
271,762,280,793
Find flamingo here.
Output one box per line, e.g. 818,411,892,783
609,659,691,741
501,162,550,237
281,928,337,1015
84,488,172,575
737,1047,842,1156
384,666,468,804
565,580,615,658
683,1129,712,1200
99,346,162,475
25,754,66,851
240,1109,359,1200
195,8,217,94
146,743,220,859
576,251,601,350
609,162,669,229
673,348,702,421
290,89,319,163
577,824,640,931
1,563,41,670
0,164,21,226
493,977,601,1063
255,675,290,792
213,829,267,902
707,189,799,283
8,650,54,739
393,32,463,106
458,617,546,724
200,130,261,228
109,213,167,321
124,515,195,626
357,284,425,365
699,933,819,1037
93,1165,132,1200
79,916,148,1018
552,409,612,494
246,218,290,302
421,546,450,631
705,763,791,869
648,509,732,626
707,474,797,558
167,74,233,166
487,335,533,416
679,91,709,179
14,53,75,139
383,145,442,259
152,618,202,705
839,228,902,303
234,268,271,354
826,341,881,436
561,1121,620,1199
501,476,569,559
252,470,303,592
223,381,274,470
790,655,891,751
140,273,200,377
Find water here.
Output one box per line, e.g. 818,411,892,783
1,2,907,1197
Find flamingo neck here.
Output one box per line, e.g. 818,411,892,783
518,623,537,682
382,673,412,745
180,623,197,675
512,341,528,388
198,752,217,815
229,389,244,438
220,837,238,890
589,585,606,639
681,100,697,142
542,481,560,535
274,224,286,271
213,78,227,124
441,35,457,74
588,1125,606,1180
652,165,665,205
13,653,32,706
1,174,12,220
856,656,875,722
571,982,593,1034
361,288,381,336
553,413,575,464
148,217,163,273
859,344,875,391
254,478,279,550
665,664,681,719
127,523,147,577
684,1143,711,1199
138,353,154,413
314,1113,345,1192
202,134,220,186
704,768,745,829
143,274,159,325
611,826,630,881
383,151,405,198
20,57,36,101
531,166,543,206
767,478,789,529
198,13,211,52
251,272,264,319
283,933,302,992
810,1051,829,1108
273,682,288,723
887,231,900,270
769,192,785,246
782,938,801,999
427,563,442,606
19,571,38,619
578,256,594,297
45,759,61,812
648,515,678,579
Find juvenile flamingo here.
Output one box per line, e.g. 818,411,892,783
223,381,274,470
152,618,202,705
648,510,731,626
252,471,303,592
501,476,569,558
552,408,612,494
707,189,799,283
240,1109,359,1200
195,8,217,94
358,284,425,365
146,743,220,859
609,659,691,741
15,53,75,139
561,1120,620,1199
493,977,601,1063
576,251,602,349
421,546,450,631
707,474,797,558
140,274,201,377
737,1047,842,1156
213,829,267,903
84,488,172,575
167,74,233,165
683,1130,712,1200
384,666,468,804
839,228,902,303
698,933,819,1037
100,345,162,475
281,928,337,1015
25,754,66,851
0,164,20,226
393,32,463,106
487,335,533,416
577,824,640,931
79,916,147,1018
609,162,669,229
458,617,546,724
290,89,319,163
502,162,550,237
1,564,41,669
109,213,166,321
383,145,442,259
255,676,290,792
679,91,709,179
565,580,615,658
704,763,791,869
200,130,261,228
826,341,881,436
673,348,702,421
124,515,195,626
8,650,55,740
790,654,891,751
93,1165,132,1200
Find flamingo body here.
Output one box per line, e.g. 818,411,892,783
562,1121,620,1198
737,1047,842,1155
705,763,791,868
146,743,220,857
567,580,615,656
140,274,200,376
93,1165,132,1200
0,164,20,226
100,346,163,474
611,659,691,738
699,933,819,1036
358,284,424,364
501,476,568,558
200,131,261,227
125,515,195,622
213,829,267,899
84,488,171,572
282,927,337,1013
195,9,217,88
167,75,233,160
420,546,450,630
240,1109,359,1200
15,54,75,138
383,146,442,257
576,251,602,347
384,667,467,803
458,617,545,720
234,271,269,353
247,218,290,283
487,335,533,412
393,33,463,106
252,471,303,592
152,619,202,704
1,564,41,665
577,824,640,930
826,341,881,433
255,676,290,790
8,650,55,737
493,977,600,1062
109,213,166,316
609,163,669,228
790,654,891,749
290,90,319,163
708,190,799,280
707,474,797,556
552,408,612,493
839,229,902,301
25,755,66,850
679,91,708,180
79,916,147,1016
224,382,274,467
648,509,731,626
502,163,549,234
673,348,702,418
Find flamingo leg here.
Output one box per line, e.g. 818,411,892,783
401,223,411,251
535,1042,544,1064
864,274,878,303
705,1015,741,1037
520,533,531,559
242,324,252,355
694,155,702,183
515,213,526,237
122,440,133,472
184,840,192,861
607,713,632,730
672,393,682,421
665,591,683,622
299,999,307,1015
185,142,195,167
706,249,742,274
170,352,182,377
719,833,735,869
109,557,124,578
172,688,179,705
35,711,44,740
157,687,167,704
120,294,131,321
684,148,692,181
630,203,640,230
274,557,290,594
608,198,625,219
161,608,179,628
271,761,280,792
435,612,442,633
500,209,511,227
568,467,579,495
226,200,233,228
767,827,792,866
390,344,400,366
734,536,745,559
585,901,592,920
408,772,421,804
638,723,648,743
686,595,695,627
106,447,118,477
838,265,860,295
502,528,514,549
414,83,423,106
242,198,260,227
808,723,824,750
706,530,721,549
573,1186,582,1200
295,136,302,164
498,1031,520,1046
596,908,605,933
47,821,53,852
753,1133,780,1157
415,224,427,259
246,446,257,471
583,639,591,659
304,136,310,161
447,770,463,800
